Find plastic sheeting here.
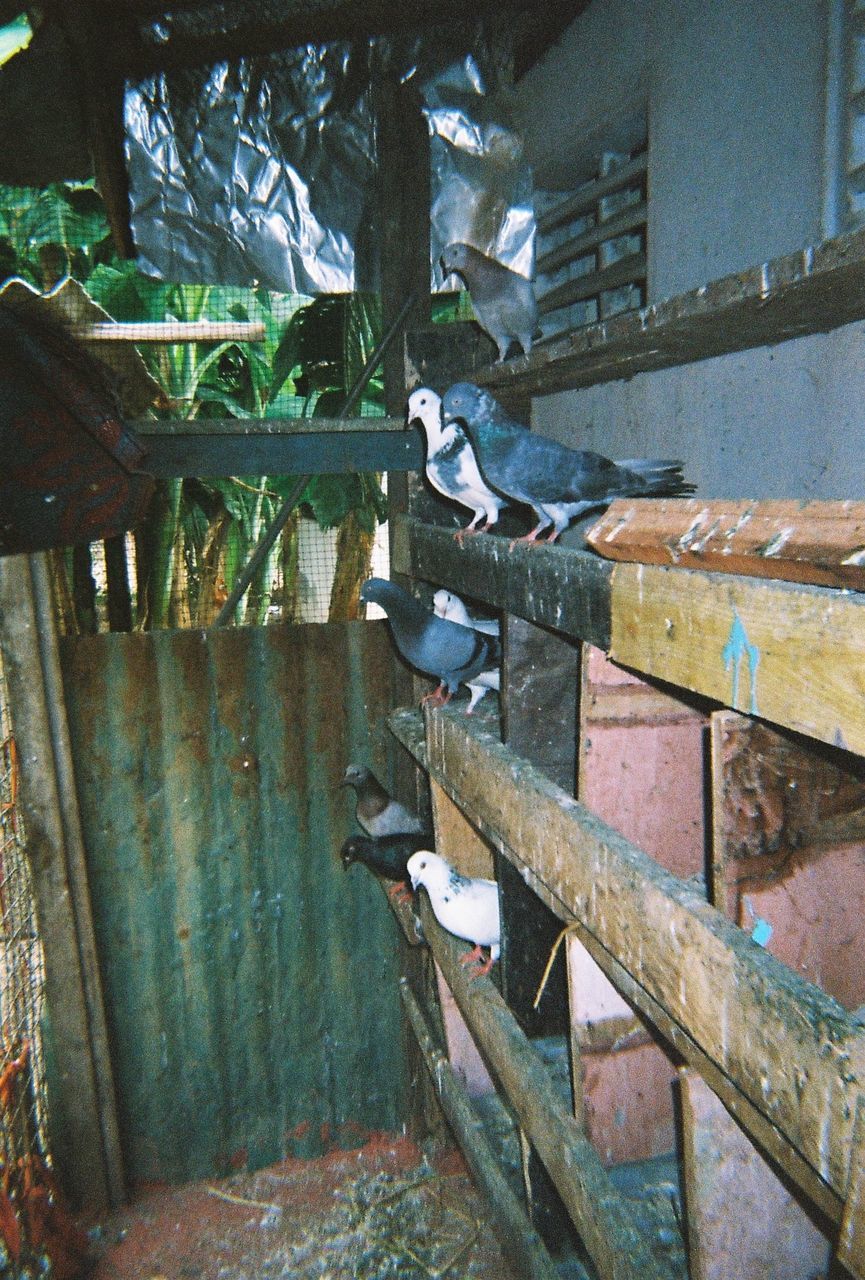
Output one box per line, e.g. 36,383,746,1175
124,35,534,294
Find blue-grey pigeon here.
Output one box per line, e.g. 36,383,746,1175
441,242,539,363
442,381,696,545
359,577,500,708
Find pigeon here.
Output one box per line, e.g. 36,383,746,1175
432,589,500,713
441,242,539,364
442,381,696,545
359,578,500,709
340,764,424,837
407,386,507,540
432,588,499,636
406,849,501,977
340,831,432,901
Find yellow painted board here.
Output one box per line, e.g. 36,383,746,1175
609,562,865,756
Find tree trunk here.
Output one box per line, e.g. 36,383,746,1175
281,510,301,623
329,510,376,621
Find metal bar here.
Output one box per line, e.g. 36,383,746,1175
399,978,565,1280
537,201,647,276
537,153,648,235
214,290,419,625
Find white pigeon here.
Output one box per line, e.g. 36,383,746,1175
432,589,500,712
406,386,506,541
407,850,500,977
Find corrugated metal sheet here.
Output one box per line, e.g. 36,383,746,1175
59,621,407,1183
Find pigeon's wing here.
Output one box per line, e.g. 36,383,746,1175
431,876,500,950
373,802,425,837
393,609,499,692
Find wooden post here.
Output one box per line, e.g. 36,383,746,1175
0,554,124,1208
680,1069,831,1280
400,979,563,1280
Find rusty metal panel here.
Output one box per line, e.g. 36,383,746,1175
59,621,406,1183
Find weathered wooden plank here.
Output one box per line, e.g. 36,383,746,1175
388,704,865,1211
0,554,124,1209
587,498,865,590
409,889,685,1280
609,562,865,756
475,224,865,395
400,979,562,1280
391,515,613,650
839,1096,865,1277
680,1069,831,1280
136,415,406,436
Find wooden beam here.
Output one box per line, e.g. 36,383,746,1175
537,153,648,235
399,979,562,1280
609,561,865,756
474,224,865,395
74,321,266,344
537,251,646,317
391,515,613,651
396,517,865,757
680,1069,832,1280
587,498,865,591
536,200,647,277
408,887,686,1280
0,554,124,1209
387,704,865,1214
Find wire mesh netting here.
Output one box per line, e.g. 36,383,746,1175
0,651,56,1274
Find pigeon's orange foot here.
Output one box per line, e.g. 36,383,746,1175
470,952,494,980
453,525,481,545
458,944,484,967
421,684,451,708
508,529,546,551
388,880,412,904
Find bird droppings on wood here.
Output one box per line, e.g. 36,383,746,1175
81,1135,518,1280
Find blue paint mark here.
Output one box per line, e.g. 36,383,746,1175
751,918,773,947
722,610,760,715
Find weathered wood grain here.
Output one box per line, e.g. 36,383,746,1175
410,889,686,1280
609,562,865,756
388,704,865,1213
587,498,865,590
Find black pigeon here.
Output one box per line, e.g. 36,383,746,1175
340,831,433,901
340,764,424,837
442,382,696,545
441,242,539,363
359,577,500,708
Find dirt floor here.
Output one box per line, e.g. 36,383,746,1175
81,1133,519,1280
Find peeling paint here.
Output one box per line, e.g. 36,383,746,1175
722,610,760,716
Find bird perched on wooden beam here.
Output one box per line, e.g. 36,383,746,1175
359,577,500,710
407,850,501,978
432,589,500,713
340,764,424,838
340,831,432,902
441,241,539,363
407,385,508,541
442,381,696,546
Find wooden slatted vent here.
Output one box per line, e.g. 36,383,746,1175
535,147,647,343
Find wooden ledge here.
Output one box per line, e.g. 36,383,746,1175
466,224,865,396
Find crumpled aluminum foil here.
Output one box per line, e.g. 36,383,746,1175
124,36,534,294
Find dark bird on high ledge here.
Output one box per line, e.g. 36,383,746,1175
359,577,501,710
340,764,424,838
441,241,539,364
442,381,696,546
407,386,508,541
340,831,432,901
407,849,501,978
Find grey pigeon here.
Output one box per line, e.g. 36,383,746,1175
407,849,500,977
340,764,424,837
407,386,506,540
359,577,500,708
442,381,696,545
432,589,500,713
441,242,539,364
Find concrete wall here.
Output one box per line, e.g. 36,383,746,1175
510,0,849,502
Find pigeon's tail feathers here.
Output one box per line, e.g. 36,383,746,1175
619,459,696,498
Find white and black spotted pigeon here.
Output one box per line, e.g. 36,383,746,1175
441,242,539,363
359,577,500,710
432,589,500,713
407,849,500,977
442,381,696,545
340,764,424,837
407,386,507,541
